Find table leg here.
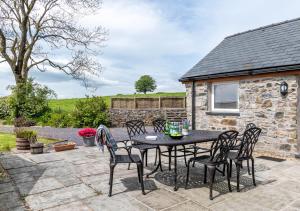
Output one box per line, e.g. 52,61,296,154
146,147,162,178
174,145,178,191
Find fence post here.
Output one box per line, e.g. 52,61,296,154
158,96,161,109
134,97,137,109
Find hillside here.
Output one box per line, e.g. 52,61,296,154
49,92,186,112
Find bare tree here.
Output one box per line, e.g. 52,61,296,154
0,0,106,117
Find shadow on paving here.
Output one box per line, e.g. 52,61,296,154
151,162,276,199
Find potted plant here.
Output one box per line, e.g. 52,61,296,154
78,128,96,147
28,133,44,154
15,128,32,150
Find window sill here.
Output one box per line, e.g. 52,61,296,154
206,111,240,116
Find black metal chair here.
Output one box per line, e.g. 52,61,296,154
98,127,145,197
152,118,166,133
126,120,159,170
230,123,257,175
228,127,262,192
152,118,166,165
185,130,239,200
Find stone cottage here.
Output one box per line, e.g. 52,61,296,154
180,18,300,158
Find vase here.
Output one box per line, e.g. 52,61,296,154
83,136,96,147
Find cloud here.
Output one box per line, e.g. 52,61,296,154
1,0,300,98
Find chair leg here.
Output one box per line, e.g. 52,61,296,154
108,165,115,197
204,165,207,184
128,148,132,170
154,148,158,166
185,160,191,189
145,150,148,167
141,149,146,168
168,146,172,171
138,163,145,195
247,159,251,175
222,164,226,176
226,163,232,192
137,163,141,183
207,165,216,200
251,158,256,186
182,145,188,167
229,159,232,178
192,144,196,167
236,161,241,192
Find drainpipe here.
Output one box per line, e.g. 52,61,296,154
296,76,300,159
191,81,196,130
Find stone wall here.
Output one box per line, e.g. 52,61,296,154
109,109,187,127
185,75,300,157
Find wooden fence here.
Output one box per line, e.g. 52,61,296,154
110,96,186,110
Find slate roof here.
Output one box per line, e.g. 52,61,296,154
180,18,300,81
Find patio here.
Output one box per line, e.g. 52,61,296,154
1,146,300,211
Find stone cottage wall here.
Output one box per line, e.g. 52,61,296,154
185,75,299,157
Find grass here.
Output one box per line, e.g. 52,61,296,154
49,92,185,112
0,133,59,152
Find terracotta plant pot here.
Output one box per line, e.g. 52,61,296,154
30,143,44,154
16,138,30,150
83,136,96,147
54,142,76,152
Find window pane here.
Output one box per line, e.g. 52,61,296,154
214,83,238,109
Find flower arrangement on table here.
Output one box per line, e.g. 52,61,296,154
78,128,97,146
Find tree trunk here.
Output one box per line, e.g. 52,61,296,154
13,72,27,119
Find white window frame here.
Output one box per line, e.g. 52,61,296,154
211,82,239,113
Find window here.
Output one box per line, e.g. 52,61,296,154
211,82,239,112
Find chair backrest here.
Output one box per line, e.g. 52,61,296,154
152,118,166,133
210,130,239,163
238,127,261,159
245,123,256,131
125,120,146,139
97,127,117,161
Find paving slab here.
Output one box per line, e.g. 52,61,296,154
134,188,187,210
25,184,97,210
83,195,152,211
0,191,23,210
162,200,209,211
17,177,64,196
43,201,91,211
0,182,14,194
0,157,35,170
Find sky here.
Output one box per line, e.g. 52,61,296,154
1,0,300,98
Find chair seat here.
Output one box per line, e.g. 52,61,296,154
190,154,228,166
114,154,141,163
193,145,211,153
132,144,157,150
228,151,249,161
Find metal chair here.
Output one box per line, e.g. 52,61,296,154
126,120,159,170
230,123,257,175
185,130,239,200
152,118,166,165
228,127,262,192
98,127,145,197
152,118,166,133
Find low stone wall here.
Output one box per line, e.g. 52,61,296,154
109,109,187,127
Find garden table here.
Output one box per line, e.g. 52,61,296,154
132,130,221,191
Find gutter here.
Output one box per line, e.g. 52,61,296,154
179,64,300,82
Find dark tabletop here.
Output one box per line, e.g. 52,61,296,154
132,130,222,146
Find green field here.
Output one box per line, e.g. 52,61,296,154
49,92,186,112
0,133,59,152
